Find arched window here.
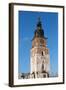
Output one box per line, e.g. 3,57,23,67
42,51,43,56
42,51,45,56
42,61,44,72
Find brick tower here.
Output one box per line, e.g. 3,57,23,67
30,18,50,78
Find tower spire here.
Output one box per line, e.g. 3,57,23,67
34,17,44,38
37,17,42,28
32,17,47,40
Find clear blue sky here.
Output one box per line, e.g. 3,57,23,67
18,11,58,75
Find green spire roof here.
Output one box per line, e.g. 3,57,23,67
32,17,47,40
35,17,44,38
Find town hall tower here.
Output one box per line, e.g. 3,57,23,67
30,18,50,78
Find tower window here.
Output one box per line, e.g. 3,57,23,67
42,52,43,56
42,51,45,56
40,43,42,47
43,74,46,78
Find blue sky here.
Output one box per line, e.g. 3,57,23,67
18,11,58,75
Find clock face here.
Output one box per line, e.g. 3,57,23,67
40,39,44,43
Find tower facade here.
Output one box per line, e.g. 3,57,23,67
30,18,50,78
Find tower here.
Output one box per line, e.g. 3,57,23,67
30,18,50,78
